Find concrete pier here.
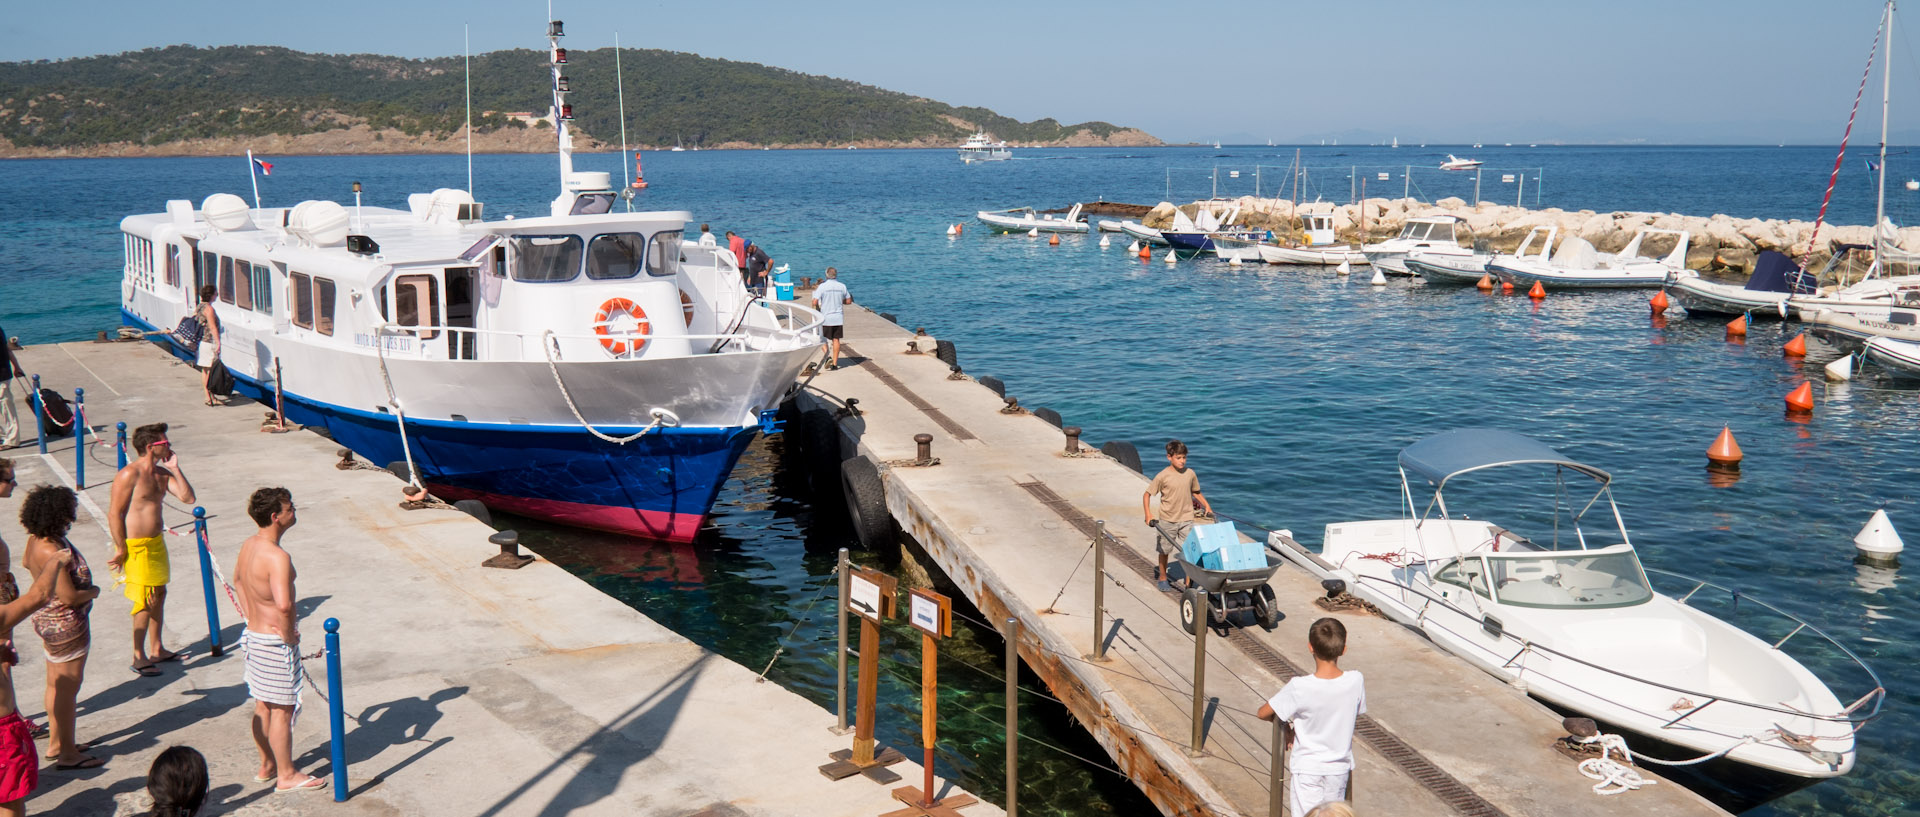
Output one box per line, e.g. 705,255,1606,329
2,340,998,816
796,303,1734,817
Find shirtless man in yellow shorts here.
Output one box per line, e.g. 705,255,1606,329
107,423,197,676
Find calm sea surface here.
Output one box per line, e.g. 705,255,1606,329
3,145,1917,816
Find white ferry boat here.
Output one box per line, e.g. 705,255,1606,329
117,19,823,542
957,132,1011,163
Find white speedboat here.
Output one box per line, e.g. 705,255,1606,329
1160,204,1264,253
1118,220,1169,246
1784,237,1920,321
1259,208,1368,266
1440,154,1483,171
1095,219,1127,233
117,18,823,542
957,132,1012,163
1209,233,1272,263
975,204,1089,233
1362,215,1472,276
1268,429,1882,803
1864,334,1920,377
1667,250,1820,319
1490,228,1690,289
1404,226,1558,285
1807,304,1920,345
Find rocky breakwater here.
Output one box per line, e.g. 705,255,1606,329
1141,197,1919,273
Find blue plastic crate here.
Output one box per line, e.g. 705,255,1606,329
1216,538,1266,571
775,282,795,301
1182,521,1238,566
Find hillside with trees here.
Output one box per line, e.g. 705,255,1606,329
0,45,1158,154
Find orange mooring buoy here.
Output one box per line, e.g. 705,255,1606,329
1048,233,1060,246
1707,426,1744,468
1650,290,1670,315
1500,280,1515,293
1476,274,1493,292
1784,332,1808,357
1785,382,1815,412
1139,245,1152,259
1528,281,1546,299
1726,314,1748,337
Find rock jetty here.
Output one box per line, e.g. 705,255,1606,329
1142,197,1908,272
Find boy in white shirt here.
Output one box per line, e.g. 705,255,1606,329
1259,617,1365,817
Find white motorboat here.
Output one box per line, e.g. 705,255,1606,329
1863,334,1920,377
1160,205,1264,253
1209,233,1272,263
1267,429,1882,803
1404,225,1558,284
1667,250,1820,319
975,203,1089,233
116,16,823,542
1784,235,1920,320
1259,208,1368,266
957,132,1012,163
1118,220,1169,246
1440,154,1483,171
1490,228,1690,289
1094,219,1126,233
1807,303,1920,345
1362,215,1472,276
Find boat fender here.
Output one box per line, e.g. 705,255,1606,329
591,298,651,355
840,456,892,550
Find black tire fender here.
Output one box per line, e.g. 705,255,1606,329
841,456,891,551
1033,407,1063,428
934,339,957,367
453,499,492,526
803,408,843,495
978,375,1006,397
1100,440,1142,473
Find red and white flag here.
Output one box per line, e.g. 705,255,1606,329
253,158,274,176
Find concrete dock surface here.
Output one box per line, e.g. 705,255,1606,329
3,339,998,817
798,301,1733,817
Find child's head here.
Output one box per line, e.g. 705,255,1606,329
147,745,208,817
1304,801,1355,817
1165,439,1189,470
1308,617,1347,663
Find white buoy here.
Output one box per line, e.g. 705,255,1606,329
1825,354,1854,383
1127,241,1140,253
1099,235,1111,247
1228,255,1243,266
1856,509,1904,563
1336,260,1352,276
1370,269,1387,286
945,224,958,236
1028,227,1040,238
1908,179,1919,191
1164,249,1177,264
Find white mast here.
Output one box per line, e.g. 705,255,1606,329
465,24,473,196
616,32,632,211
1876,0,1894,255
549,16,573,191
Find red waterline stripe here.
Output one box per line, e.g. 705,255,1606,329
427,484,707,543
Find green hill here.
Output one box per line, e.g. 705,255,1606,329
0,45,1157,151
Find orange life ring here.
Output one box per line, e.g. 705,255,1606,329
592,297,651,355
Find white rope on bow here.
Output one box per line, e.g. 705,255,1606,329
540,329,679,444
370,323,423,489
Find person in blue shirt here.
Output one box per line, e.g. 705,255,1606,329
810,267,852,370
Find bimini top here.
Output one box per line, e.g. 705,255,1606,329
1398,429,1611,489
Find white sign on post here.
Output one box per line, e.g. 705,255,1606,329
850,573,882,620
910,594,939,634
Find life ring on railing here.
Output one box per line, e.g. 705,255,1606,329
679,290,695,327
591,297,651,356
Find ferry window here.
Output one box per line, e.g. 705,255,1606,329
165,245,180,288
199,251,216,291
508,235,582,282
587,233,645,280
315,278,336,335
646,230,683,277
290,272,313,329
394,274,441,340
218,257,236,304
251,262,273,313
233,260,253,312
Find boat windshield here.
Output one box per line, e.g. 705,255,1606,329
1486,550,1652,609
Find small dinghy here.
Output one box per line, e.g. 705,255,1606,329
1668,250,1819,318
1406,226,1557,284
975,203,1089,233
1864,334,1920,377
1490,228,1689,289
1118,220,1169,246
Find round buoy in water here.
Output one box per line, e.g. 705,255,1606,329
1370,269,1386,286
1908,180,1920,191
1784,332,1807,357
1785,382,1815,412
1650,290,1669,315
1100,235,1111,247
1726,314,1749,337
1500,280,1514,293
1228,255,1242,266
1856,508,1904,562
1476,274,1493,292
1706,426,1743,468
1164,249,1177,264
946,224,958,236
1336,260,1352,276
1826,354,1854,382
1048,233,1060,246
1127,240,1140,253
1139,245,1152,259
1528,281,1545,299
1027,227,1040,238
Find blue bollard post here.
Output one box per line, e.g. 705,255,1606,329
116,421,127,469
31,374,44,455
73,388,84,488
193,508,223,657
325,618,348,802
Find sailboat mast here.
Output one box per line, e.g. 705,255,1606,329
1876,0,1894,247
548,17,574,191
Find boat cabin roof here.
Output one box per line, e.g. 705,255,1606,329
1399,428,1611,489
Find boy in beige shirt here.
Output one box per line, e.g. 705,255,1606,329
1142,439,1213,583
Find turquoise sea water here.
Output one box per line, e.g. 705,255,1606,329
4,145,1917,815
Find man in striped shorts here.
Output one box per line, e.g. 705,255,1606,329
234,487,325,793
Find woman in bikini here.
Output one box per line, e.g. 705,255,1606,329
195,285,222,407
21,485,102,771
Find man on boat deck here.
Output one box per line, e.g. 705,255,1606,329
107,423,196,676
726,231,746,272
697,224,718,247
1142,439,1212,584
234,487,325,793
745,242,773,293
811,267,852,370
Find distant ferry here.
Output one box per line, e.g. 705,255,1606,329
957,132,1011,163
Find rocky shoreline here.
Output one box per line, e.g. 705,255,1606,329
1142,196,1909,272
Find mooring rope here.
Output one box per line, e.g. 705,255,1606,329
539,329,678,444
369,324,423,489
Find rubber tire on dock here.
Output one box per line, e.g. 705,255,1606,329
934,340,957,367
1032,407,1063,428
1100,440,1142,473
1179,586,1204,634
1252,585,1279,629
978,375,1006,397
880,312,898,324
453,499,492,526
803,409,843,496
841,456,891,551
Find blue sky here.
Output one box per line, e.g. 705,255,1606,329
3,0,1915,144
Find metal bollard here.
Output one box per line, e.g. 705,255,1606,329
193,507,224,657
30,374,45,455
915,433,933,463
1063,426,1081,456
1190,591,1207,756
73,388,84,487
325,618,348,802
906,341,921,355
833,547,851,734
1271,720,1290,817
1090,520,1108,662
116,421,127,469
1005,616,1020,817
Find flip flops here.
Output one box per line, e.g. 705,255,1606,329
53,755,104,771
274,776,326,793
153,651,189,664
129,664,161,677
43,742,91,761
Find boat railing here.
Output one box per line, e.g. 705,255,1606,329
1351,571,1886,732
372,298,823,362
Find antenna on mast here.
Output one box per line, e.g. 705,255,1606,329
616,32,632,212
465,23,473,196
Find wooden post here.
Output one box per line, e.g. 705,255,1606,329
920,629,938,808
1005,617,1019,817
888,588,973,815
834,547,850,734
821,567,899,783
1089,520,1107,661
1190,593,1207,756
854,614,881,765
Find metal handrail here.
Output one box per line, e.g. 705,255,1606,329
370,298,824,359
1348,571,1886,732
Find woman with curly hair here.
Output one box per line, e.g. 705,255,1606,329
20,485,102,771
144,745,208,816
